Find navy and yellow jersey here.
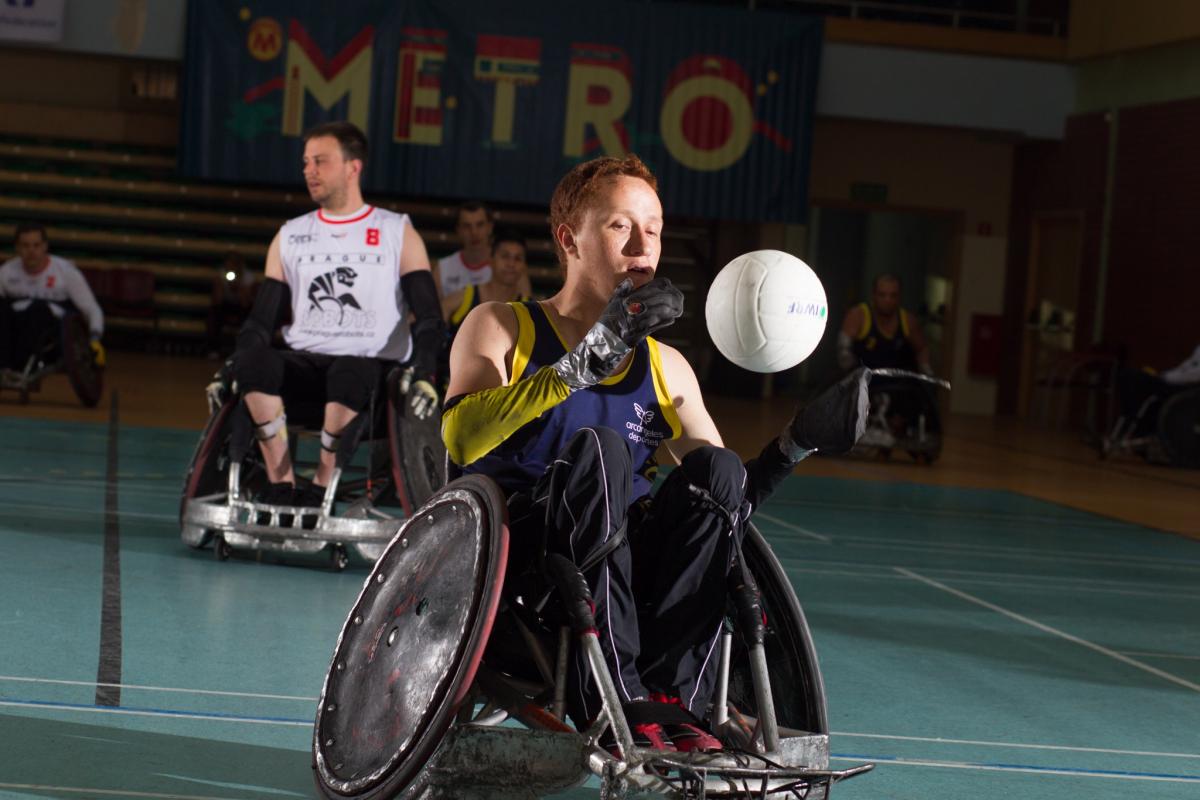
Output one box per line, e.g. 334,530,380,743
463,300,681,500
850,302,919,371
447,285,531,338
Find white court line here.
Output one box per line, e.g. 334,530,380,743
828,755,1200,783
838,533,1200,568
1120,651,1200,662
832,731,1200,759
846,539,1200,574
896,567,1200,693
0,674,315,702
753,512,831,542
782,565,1200,602
0,785,241,800
773,555,1200,598
0,700,311,726
0,502,176,522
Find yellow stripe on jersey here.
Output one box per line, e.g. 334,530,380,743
900,308,911,338
450,285,476,326
856,302,872,340
508,301,535,385
647,337,682,439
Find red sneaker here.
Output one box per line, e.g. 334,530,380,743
651,693,724,752
599,720,677,759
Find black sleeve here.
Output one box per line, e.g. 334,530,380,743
236,277,291,351
743,437,796,512
401,269,445,382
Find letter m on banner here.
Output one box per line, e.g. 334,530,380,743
282,20,375,137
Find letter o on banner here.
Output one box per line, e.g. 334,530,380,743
661,73,755,172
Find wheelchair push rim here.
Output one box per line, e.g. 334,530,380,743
62,313,103,408
312,475,508,799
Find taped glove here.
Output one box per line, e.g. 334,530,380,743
400,367,439,421
552,277,684,390
782,367,871,457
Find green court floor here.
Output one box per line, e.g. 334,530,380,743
0,415,1196,799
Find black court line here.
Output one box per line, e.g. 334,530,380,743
95,391,121,707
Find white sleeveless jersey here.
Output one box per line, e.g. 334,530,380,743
0,254,104,336
279,205,412,360
437,249,491,295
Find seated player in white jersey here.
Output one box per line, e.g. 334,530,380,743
433,201,535,298
0,222,105,373
232,121,444,508
441,227,531,339
442,154,871,753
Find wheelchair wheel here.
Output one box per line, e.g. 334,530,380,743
313,475,509,799
725,522,828,735
62,314,103,408
178,399,267,548
1158,389,1200,468
387,388,447,516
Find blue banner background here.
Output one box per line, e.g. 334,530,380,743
181,0,821,222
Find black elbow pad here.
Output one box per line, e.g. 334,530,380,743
236,277,291,351
401,270,445,380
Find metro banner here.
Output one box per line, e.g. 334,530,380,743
181,0,822,222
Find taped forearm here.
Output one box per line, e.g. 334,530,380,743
67,269,104,336
442,366,571,465
836,332,857,371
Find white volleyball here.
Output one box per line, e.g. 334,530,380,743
704,250,828,373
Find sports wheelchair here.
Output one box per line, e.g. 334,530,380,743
178,365,446,569
0,309,103,407
1100,385,1200,468
311,474,874,799
851,369,950,465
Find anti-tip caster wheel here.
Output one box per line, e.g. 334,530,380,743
213,534,231,562
330,545,350,572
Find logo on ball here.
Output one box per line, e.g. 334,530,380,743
626,301,645,315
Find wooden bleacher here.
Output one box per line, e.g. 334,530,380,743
0,133,715,363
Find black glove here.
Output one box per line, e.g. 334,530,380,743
782,367,871,456
552,277,684,389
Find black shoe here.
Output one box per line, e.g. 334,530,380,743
257,482,294,505
293,483,327,509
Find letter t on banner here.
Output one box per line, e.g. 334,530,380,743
475,34,542,146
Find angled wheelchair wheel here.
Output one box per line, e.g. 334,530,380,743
1158,388,1200,468
62,314,103,408
313,475,509,800
726,522,828,735
178,399,266,548
387,386,447,516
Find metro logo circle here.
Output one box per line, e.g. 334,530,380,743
247,17,283,62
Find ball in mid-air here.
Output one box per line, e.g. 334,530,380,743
705,250,828,373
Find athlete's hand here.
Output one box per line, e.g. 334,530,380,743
553,277,684,390
400,367,440,421
782,367,872,457
89,337,106,368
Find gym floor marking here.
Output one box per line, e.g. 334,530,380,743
3,415,1196,800
896,567,1200,693
752,511,831,542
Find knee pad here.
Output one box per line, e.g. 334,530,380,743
680,445,746,513
233,345,284,396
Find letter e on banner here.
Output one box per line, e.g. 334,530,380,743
395,27,447,146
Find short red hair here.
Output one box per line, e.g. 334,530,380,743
549,154,658,267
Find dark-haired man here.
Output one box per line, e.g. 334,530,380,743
233,121,444,506
442,154,869,753
1,222,105,372
434,201,534,299
442,227,530,339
